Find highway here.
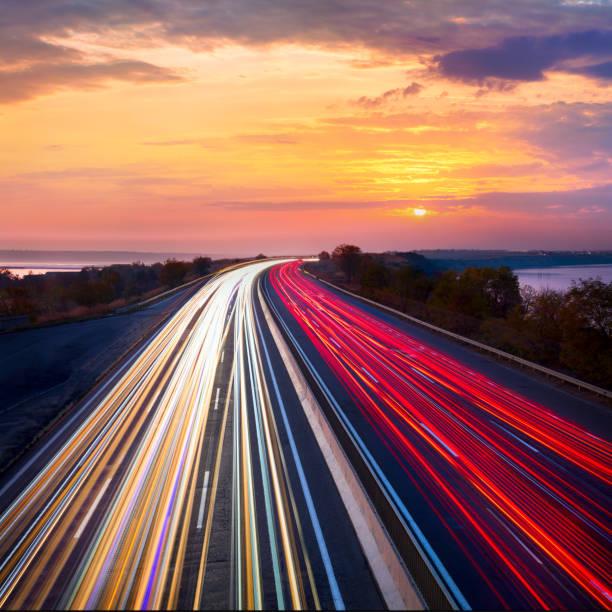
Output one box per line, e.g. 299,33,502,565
1,257,610,610
0,261,383,610
264,261,612,610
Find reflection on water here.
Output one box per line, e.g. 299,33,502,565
515,264,612,292
2,266,84,277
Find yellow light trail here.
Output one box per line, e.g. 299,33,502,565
0,259,341,610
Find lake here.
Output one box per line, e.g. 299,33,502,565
514,264,612,292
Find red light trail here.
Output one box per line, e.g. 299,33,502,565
269,261,612,609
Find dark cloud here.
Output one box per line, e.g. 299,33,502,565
570,60,612,80
4,2,612,62
2,2,612,102
0,35,81,65
436,29,612,84
0,60,183,103
353,82,422,108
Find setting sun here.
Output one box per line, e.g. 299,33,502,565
414,208,427,217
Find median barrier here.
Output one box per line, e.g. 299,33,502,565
260,277,459,610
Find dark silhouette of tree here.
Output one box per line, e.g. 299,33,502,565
429,266,520,319
522,288,565,365
192,256,212,276
255,253,267,260
318,250,330,260
393,266,434,310
558,279,612,384
360,262,389,294
159,259,189,287
332,244,362,283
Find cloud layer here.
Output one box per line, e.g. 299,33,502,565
436,29,612,85
2,1,612,102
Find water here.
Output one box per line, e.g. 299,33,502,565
514,264,612,292
3,265,85,277
0,250,204,278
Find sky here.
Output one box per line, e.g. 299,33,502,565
1,0,612,255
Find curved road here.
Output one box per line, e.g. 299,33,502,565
0,258,610,610
0,260,383,610
265,261,612,610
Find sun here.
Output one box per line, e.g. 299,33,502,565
413,207,427,216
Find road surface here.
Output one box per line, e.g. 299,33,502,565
264,261,612,610
1,257,610,610
0,261,383,610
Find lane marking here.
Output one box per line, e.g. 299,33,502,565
196,471,210,529
360,366,378,383
419,423,458,458
214,387,220,411
74,478,111,539
493,421,540,453
221,350,225,363
486,508,542,564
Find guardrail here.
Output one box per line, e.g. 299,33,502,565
115,273,213,314
306,271,612,400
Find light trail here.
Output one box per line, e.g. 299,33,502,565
0,260,356,610
268,260,612,610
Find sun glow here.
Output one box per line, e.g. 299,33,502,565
413,208,427,216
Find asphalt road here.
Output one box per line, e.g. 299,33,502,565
0,261,383,610
0,286,198,470
2,257,610,610
263,261,612,610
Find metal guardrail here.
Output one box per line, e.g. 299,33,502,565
115,273,213,313
307,272,612,400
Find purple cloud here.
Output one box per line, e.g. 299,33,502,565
353,82,423,108
436,29,612,85
0,60,183,103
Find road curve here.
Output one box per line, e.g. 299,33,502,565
0,260,383,610
265,260,612,610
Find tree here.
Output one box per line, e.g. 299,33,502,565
318,250,330,260
428,266,520,319
332,244,362,283
360,262,389,294
563,278,612,336
393,266,434,309
485,266,521,317
558,279,612,384
159,259,189,287
192,256,212,276
522,288,565,365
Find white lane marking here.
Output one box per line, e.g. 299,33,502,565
196,471,210,529
419,423,458,458
486,508,543,564
213,387,220,410
74,478,112,539
360,366,378,383
493,421,540,453
221,350,225,363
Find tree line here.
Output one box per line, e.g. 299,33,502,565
312,244,612,388
0,256,214,325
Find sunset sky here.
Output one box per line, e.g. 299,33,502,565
2,1,612,255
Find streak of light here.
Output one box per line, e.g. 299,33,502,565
269,261,612,610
